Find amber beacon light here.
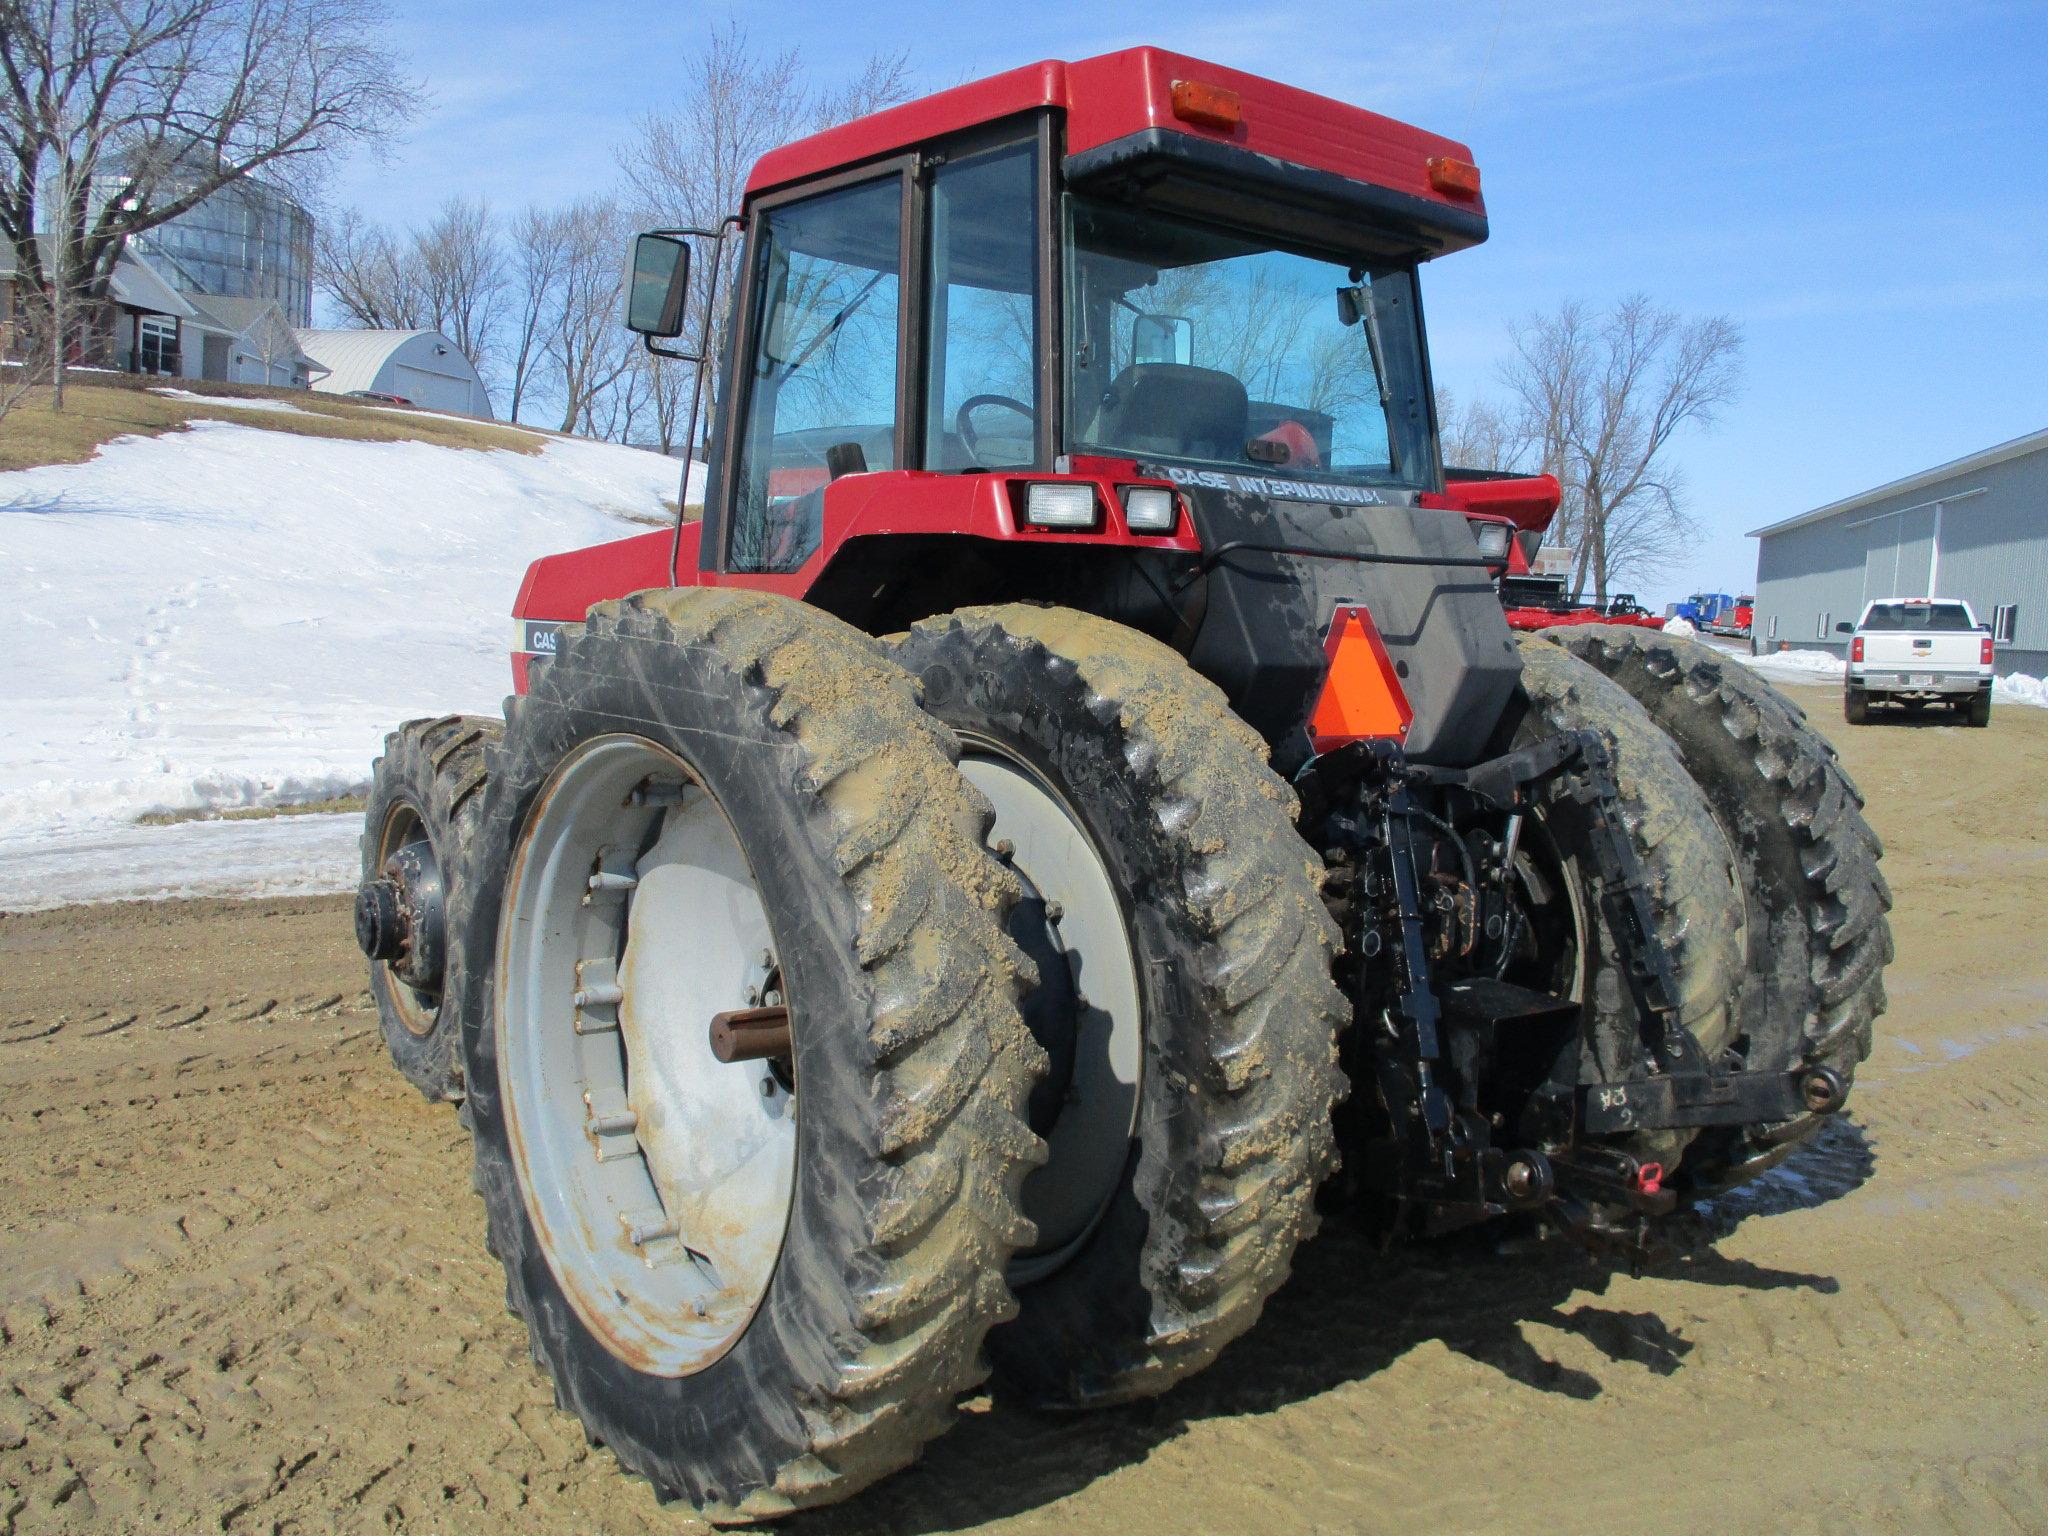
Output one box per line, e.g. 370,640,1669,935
1426,156,1482,199
1170,79,1243,131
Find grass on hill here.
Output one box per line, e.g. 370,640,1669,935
0,370,548,473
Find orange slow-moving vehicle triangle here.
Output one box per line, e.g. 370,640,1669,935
1309,606,1413,753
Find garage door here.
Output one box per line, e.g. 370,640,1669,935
391,365,475,415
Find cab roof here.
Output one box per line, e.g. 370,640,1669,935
745,47,1487,247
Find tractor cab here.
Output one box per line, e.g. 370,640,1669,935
612,48,1528,769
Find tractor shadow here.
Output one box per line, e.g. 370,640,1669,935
809,1116,1875,1534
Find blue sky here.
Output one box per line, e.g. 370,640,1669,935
329,0,2047,602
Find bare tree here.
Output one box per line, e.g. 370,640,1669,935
1,0,415,404
501,203,570,425
1498,295,1742,602
415,196,500,377
315,196,502,384
618,24,913,449
545,195,633,436
315,205,421,328
0,306,55,421
638,347,690,454
1435,387,1524,474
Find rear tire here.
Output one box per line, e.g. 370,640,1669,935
895,605,1347,1408
455,589,1045,1520
1508,640,1744,1174
1965,689,1992,727
1549,626,1891,1190
360,714,499,1101
1844,688,1870,725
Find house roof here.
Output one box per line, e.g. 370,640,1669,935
0,236,196,319
183,294,323,374
182,293,282,334
294,328,471,395
1749,425,2048,538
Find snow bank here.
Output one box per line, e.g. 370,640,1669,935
1662,616,1696,636
1994,672,2048,709
0,418,699,909
1736,646,1848,686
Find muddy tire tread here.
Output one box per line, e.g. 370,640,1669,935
1512,640,1745,1167
459,588,1045,1522
1549,626,1892,1180
901,604,1348,1406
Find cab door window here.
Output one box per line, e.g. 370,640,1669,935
730,174,904,573
923,141,1039,470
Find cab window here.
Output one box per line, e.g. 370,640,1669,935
923,140,1039,470
729,174,904,573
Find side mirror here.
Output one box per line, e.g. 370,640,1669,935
1132,313,1192,367
1834,621,1854,634
624,233,690,338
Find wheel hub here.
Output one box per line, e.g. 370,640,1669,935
497,735,797,1377
959,748,1143,1285
354,836,445,992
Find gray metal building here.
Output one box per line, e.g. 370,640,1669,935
1749,427,2047,677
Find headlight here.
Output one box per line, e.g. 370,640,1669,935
1472,519,1513,562
1023,482,1099,529
1122,486,1177,533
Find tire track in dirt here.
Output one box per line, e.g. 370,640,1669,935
1,697,2045,1533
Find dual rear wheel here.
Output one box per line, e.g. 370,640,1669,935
437,591,1344,1518
360,596,1870,1520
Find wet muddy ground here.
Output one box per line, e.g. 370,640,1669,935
3,685,2045,1533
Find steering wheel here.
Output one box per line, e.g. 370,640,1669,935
955,393,1035,466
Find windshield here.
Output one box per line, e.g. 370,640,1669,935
1862,602,1974,631
1063,194,1434,492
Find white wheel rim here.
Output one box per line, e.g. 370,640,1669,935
499,734,797,1376
960,747,1143,1285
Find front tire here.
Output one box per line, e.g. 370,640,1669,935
895,605,1347,1408
359,714,499,1101
456,589,1045,1520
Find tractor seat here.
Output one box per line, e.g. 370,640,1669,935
1090,363,1249,463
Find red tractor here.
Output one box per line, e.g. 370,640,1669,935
353,49,1888,1521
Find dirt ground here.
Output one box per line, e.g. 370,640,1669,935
3,685,2045,1535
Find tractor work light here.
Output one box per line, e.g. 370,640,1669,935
1122,486,1178,533
1471,519,1513,562
1023,482,1100,529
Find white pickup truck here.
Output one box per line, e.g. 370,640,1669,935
1839,598,1994,726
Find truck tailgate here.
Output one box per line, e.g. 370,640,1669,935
1861,633,1979,670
